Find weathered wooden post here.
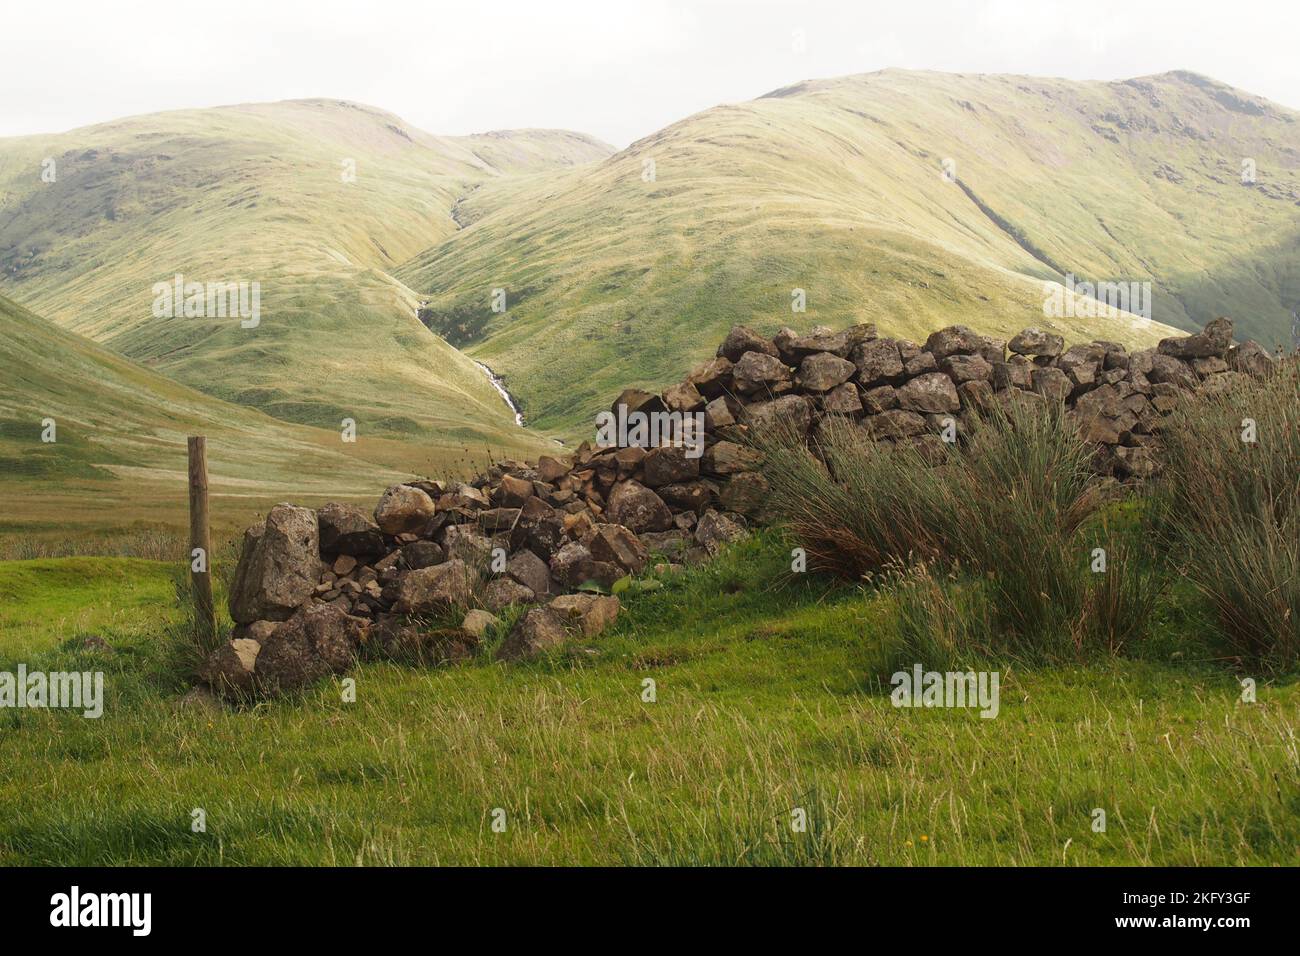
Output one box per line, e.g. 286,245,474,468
187,436,216,640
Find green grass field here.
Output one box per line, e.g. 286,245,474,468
1,533,1295,866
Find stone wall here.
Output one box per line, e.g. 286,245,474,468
202,316,1280,697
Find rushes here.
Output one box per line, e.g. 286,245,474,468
1077,514,1167,656
1155,363,1300,668
759,413,947,576
941,402,1101,655
759,399,1159,662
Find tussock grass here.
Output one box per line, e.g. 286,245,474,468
759,401,1161,663
1155,363,1300,668
941,403,1103,654
759,415,947,575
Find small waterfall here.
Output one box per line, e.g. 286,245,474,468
473,360,526,427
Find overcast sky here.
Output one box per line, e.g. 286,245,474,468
3,0,1296,147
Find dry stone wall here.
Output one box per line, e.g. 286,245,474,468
202,316,1279,698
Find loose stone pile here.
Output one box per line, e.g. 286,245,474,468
201,316,1277,698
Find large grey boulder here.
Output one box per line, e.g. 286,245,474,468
549,541,595,587
897,373,960,413
687,356,734,397
548,594,621,638
821,382,862,414
1008,328,1064,357
588,523,649,573
1147,354,1199,390
461,609,500,641
643,445,700,487
317,502,385,557
400,540,446,570
702,440,764,475
796,352,856,392
441,525,494,565
497,607,570,661
1157,317,1234,359
719,472,770,517
255,603,367,694
940,354,993,384
851,338,904,385
1031,367,1072,403
925,325,987,360
694,510,747,556
482,577,536,611
745,394,814,437
607,480,674,533
374,484,436,535
392,560,475,614
229,504,321,624
717,325,778,362
663,380,705,413
1227,340,1276,378
507,548,554,596
731,351,792,394
199,637,261,698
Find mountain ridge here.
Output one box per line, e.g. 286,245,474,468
0,98,611,449
397,68,1298,435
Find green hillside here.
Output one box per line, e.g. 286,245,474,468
398,69,1298,436
0,99,611,444
0,293,539,548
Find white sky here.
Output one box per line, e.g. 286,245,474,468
3,0,1296,147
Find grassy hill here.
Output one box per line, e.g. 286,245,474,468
398,69,1298,436
0,294,543,553
0,99,611,444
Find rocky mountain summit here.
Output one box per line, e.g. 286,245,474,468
201,316,1279,699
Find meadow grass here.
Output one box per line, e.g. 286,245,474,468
0,533,1294,866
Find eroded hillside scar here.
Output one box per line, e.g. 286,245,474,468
955,178,1069,277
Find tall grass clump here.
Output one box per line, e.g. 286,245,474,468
1154,362,1300,668
754,412,950,577
939,399,1100,650
757,397,1156,661
877,560,996,673
1077,508,1168,655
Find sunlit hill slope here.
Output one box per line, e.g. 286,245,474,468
0,99,611,446
399,69,1298,436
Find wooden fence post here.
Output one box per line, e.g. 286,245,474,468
187,436,216,640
